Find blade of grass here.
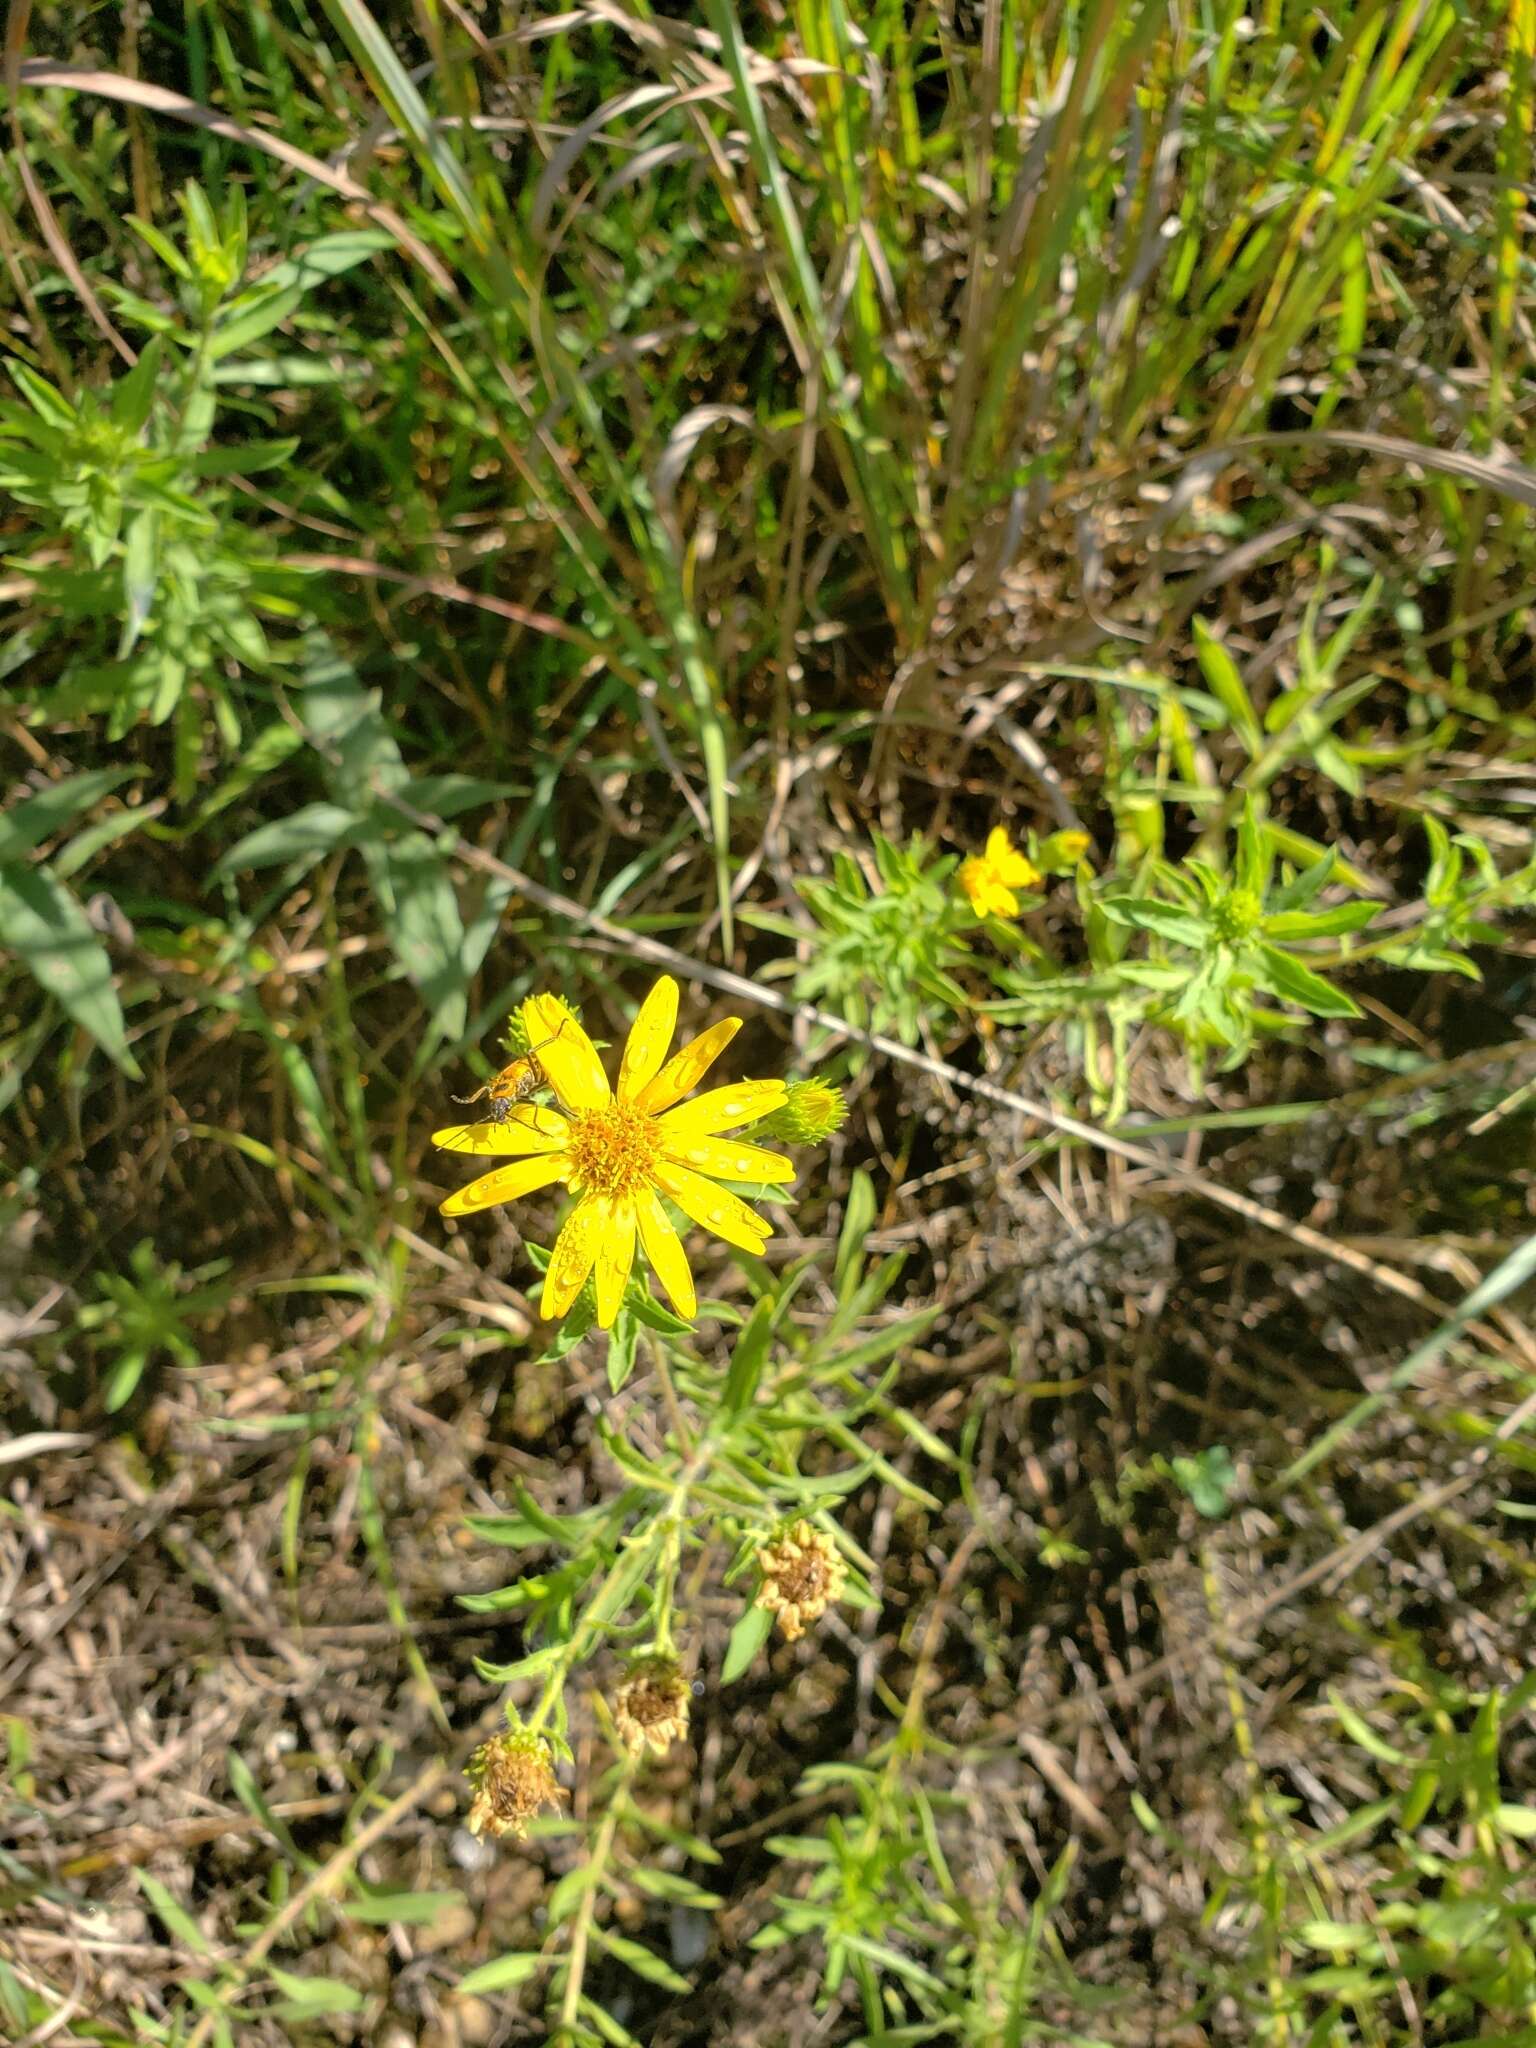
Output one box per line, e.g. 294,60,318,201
1278,1230,1536,1488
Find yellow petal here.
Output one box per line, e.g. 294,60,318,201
432,1106,570,1156
653,1159,773,1256
655,1077,786,1137
999,850,1040,888
633,1016,742,1114
958,857,990,915
441,1153,569,1217
985,826,1016,867
635,1184,696,1320
524,994,609,1111
657,1132,795,1184
541,1194,604,1319
988,883,1020,917
593,1197,637,1329
617,975,678,1103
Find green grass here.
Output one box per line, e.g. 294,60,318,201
3,1,1536,2042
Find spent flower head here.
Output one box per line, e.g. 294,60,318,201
755,1519,848,1642
958,826,1041,919
465,1727,563,1841
612,1657,692,1758
436,976,793,1327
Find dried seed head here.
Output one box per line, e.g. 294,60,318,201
755,1519,847,1642
612,1658,691,1758
465,1728,563,1841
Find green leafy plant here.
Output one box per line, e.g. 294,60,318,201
1099,800,1376,1068
746,835,982,1051
454,1171,942,2036
74,1238,232,1412
0,767,143,1079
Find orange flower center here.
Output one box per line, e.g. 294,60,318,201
567,1099,660,1200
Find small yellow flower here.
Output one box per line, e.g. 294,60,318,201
612,1658,691,1758
958,826,1041,919
435,976,792,1327
755,1519,847,1642
465,1728,563,1841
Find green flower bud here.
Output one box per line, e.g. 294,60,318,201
504,992,584,1057
759,1078,849,1145
1037,829,1093,873
1211,887,1263,944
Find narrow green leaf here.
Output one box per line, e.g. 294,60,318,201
1256,943,1361,1018
136,1870,213,1953
0,864,139,1074
596,1930,692,1994
1192,617,1262,755
266,1966,364,2016
722,1296,775,1417
103,1350,148,1413
0,767,134,865
8,362,75,428
1329,1694,1407,1765
606,1310,639,1394
214,802,360,874
457,1953,546,1994
365,825,469,1040
721,1599,773,1684
192,721,305,828
342,1889,466,1925
835,1170,877,1298
1100,898,1206,947
1263,902,1377,939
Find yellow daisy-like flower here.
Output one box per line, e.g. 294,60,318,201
958,826,1041,919
435,976,792,1328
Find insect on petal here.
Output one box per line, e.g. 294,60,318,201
617,975,678,1103
657,1133,795,1184
654,1078,787,1138
441,1153,569,1217
432,1106,571,1156
652,1160,774,1257
635,1185,696,1320
541,1193,605,1319
633,1017,743,1115
593,1197,637,1329
523,994,610,1111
